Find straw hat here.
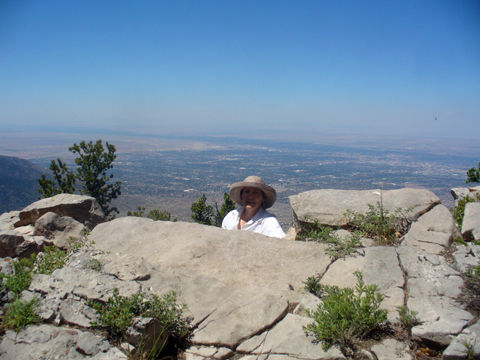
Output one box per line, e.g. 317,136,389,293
229,175,276,209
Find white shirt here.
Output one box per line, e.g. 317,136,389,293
222,206,285,238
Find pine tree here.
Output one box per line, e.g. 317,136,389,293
38,140,121,219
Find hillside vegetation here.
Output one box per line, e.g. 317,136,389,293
0,156,44,213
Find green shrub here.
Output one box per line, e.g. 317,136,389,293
460,338,476,360
451,194,480,231
396,305,420,330
466,262,480,279
297,216,362,260
344,202,413,245
33,246,68,275
90,289,189,339
303,276,323,297
127,207,178,222
84,258,102,271
191,193,236,227
0,256,35,296
304,271,387,353
146,209,177,222
2,297,41,331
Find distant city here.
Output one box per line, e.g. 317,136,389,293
24,135,476,230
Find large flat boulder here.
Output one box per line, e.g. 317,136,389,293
402,205,461,254
14,194,105,230
143,265,289,348
27,249,290,349
89,217,333,300
289,188,440,227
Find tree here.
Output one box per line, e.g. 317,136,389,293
466,162,480,184
147,208,177,222
69,140,121,218
127,207,177,222
38,159,76,198
191,194,215,225
214,192,236,227
191,193,236,227
38,140,121,219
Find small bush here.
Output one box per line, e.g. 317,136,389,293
303,276,323,297
304,271,388,353
66,232,94,254
2,297,41,331
90,289,189,339
460,338,477,360
297,216,362,260
34,246,68,275
128,207,178,222
396,305,420,330
0,256,35,296
84,258,102,271
344,202,413,245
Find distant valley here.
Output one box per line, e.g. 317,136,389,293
3,132,475,230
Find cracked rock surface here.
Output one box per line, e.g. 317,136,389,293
0,189,477,359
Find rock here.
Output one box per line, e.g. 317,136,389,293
289,188,440,227
124,317,169,355
59,298,98,327
0,324,113,359
0,229,38,258
451,187,480,207
402,205,461,254
34,212,85,249
321,246,404,323
283,227,297,240
462,202,480,242
398,247,473,346
321,253,367,288
355,349,376,360
453,243,480,273
14,194,105,230
76,331,110,356
142,264,289,348
0,257,13,275
91,347,127,360
293,293,322,317
90,217,333,301
185,346,234,360
41,264,140,302
236,313,345,359
0,211,19,232
442,322,480,360
28,251,142,329
97,252,153,281
370,338,412,360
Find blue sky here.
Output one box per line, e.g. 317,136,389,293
1,0,479,139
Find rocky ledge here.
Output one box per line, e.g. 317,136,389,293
0,188,479,360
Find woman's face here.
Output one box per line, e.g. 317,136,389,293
242,187,265,212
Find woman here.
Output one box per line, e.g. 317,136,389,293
222,176,285,238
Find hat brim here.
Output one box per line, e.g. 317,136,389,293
229,181,276,209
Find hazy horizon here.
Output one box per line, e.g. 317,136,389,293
1,1,479,140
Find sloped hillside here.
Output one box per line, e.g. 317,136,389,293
0,155,45,213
